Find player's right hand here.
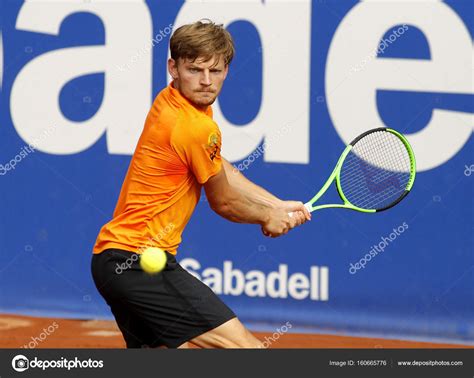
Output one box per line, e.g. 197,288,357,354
261,201,310,237
261,208,291,238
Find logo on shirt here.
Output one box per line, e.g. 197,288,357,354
206,133,220,161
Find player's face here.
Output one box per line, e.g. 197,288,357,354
168,55,228,110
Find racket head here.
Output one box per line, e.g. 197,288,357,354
335,127,416,212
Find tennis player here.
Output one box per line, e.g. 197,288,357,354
91,20,311,349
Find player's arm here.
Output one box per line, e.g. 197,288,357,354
204,167,304,237
221,158,311,222
204,166,309,237
222,158,280,205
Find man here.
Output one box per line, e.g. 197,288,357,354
91,20,310,349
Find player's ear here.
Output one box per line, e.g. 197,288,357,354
168,58,178,80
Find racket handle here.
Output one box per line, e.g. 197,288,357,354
288,203,311,217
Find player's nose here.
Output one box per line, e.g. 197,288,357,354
200,70,211,86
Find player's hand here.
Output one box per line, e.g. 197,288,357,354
261,208,291,238
261,201,311,237
282,200,311,228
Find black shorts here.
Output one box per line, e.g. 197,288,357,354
91,249,236,348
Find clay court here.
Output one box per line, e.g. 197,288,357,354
1,314,470,349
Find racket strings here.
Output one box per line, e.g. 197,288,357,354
342,140,410,206
341,134,410,209
341,169,408,209
339,130,412,210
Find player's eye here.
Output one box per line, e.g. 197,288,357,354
189,68,199,73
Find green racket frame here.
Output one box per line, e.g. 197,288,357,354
304,127,416,213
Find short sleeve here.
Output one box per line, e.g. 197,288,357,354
171,115,222,184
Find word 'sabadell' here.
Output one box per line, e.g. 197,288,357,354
181,258,328,301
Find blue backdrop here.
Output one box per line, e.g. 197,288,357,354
1,0,472,344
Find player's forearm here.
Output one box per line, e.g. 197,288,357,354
210,186,273,225
222,159,282,208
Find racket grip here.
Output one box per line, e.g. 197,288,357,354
288,203,311,217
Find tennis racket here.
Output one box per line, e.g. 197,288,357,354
292,127,416,215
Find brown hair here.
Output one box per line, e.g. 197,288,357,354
170,19,235,66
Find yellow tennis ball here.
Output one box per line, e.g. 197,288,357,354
140,247,167,274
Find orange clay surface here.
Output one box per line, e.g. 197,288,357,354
1,314,471,349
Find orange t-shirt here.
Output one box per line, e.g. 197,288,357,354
93,83,222,255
